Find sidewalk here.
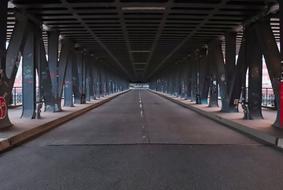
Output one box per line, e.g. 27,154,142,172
0,90,129,152
151,90,283,149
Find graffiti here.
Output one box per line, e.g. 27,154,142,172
0,96,7,120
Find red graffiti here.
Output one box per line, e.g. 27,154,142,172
280,81,283,128
0,97,7,120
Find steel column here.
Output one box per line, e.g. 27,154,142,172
6,14,27,84
199,55,209,104
222,32,237,112
247,25,263,119
208,42,219,107
0,0,7,71
255,18,281,127
21,23,36,119
280,1,283,128
58,39,72,110
47,31,60,111
228,31,248,113
72,52,81,104
186,60,192,99
36,28,54,112
190,56,197,102
0,0,11,128
64,52,74,107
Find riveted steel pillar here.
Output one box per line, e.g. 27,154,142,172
100,67,105,97
89,58,95,100
246,25,263,119
228,31,248,113
176,64,182,97
199,54,209,104
255,18,281,127
6,14,27,85
0,0,7,71
223,32,237,112
47,31,60,111
36,28,54,113
186,60,192,100
64,51,74,107
214,40,227,110
21,23,36,119
96,65,101,98
72,52,81,104
280,1,283,128
74,51,86,104
191,56,197,102
0,0,12,128
208,43,219,107
58,39,72,110
225,32,237,89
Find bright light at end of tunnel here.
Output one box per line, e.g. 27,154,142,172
121,7,166,11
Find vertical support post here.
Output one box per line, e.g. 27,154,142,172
48,31,59,111
0,0,7,71
72,52,81,104
191,56,197,102
64,52,74,107
199,55,209,104
255,18,281,127
186,60,192,99
223,32,237,112
247,25,263,119
0,0,12,128
228,31,248,113
280,1,283,128
58,39,72,110
22,24,36,119
208,43,219,107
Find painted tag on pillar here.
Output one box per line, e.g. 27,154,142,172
281,81,283,127
0,97,7,120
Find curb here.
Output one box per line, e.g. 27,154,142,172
150,90,280,148
0,90,130,152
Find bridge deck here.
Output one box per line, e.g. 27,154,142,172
1,90,283,190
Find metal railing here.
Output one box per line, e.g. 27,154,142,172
11,87,40,106
241,87,275,109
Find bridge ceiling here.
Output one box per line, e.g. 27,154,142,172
7,0,279,82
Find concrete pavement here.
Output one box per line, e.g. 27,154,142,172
0,89,283,190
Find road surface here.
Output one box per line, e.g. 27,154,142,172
1,90,283,190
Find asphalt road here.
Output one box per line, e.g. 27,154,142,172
1,89,283,190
